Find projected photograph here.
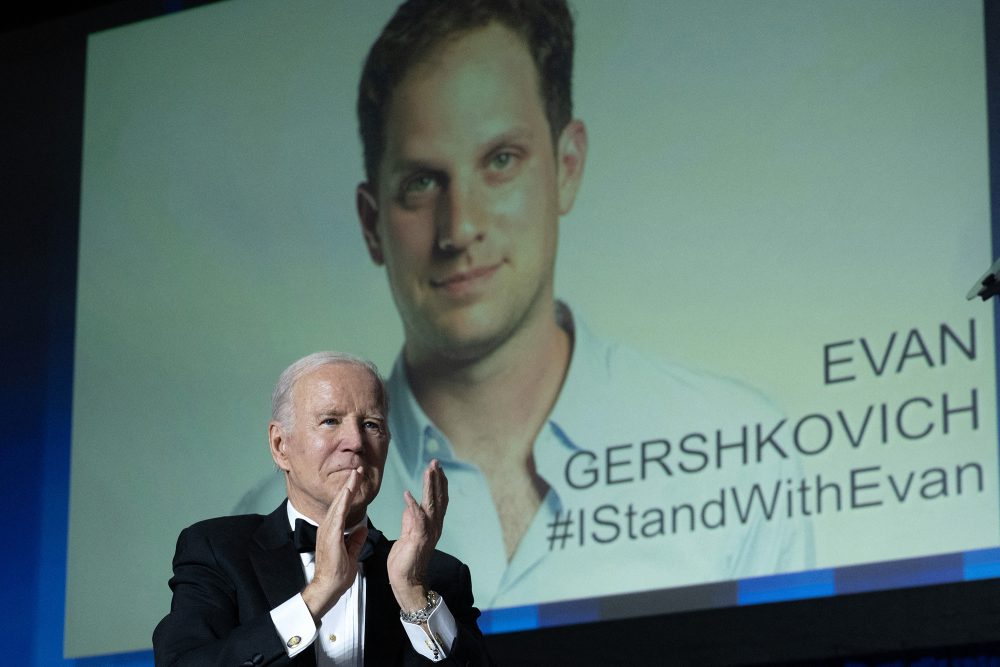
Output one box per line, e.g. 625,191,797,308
66,0,996,658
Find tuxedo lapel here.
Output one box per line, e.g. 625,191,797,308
250,501,307,609
363,533,405,666
249,502,318,665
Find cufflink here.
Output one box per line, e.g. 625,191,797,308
424,637,440,660
286,636,301,648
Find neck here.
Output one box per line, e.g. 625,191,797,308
404,302,572,461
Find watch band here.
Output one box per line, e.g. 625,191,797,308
399,589,440,624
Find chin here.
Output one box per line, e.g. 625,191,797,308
439,328,513,362
418,315,504,354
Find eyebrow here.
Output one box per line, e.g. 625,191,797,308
387,127,537,177
315,408,385,418
482,127,535,151
388,158,443,178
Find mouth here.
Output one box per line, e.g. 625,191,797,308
430,263,501,295
327,460,367,476
326,464,379,495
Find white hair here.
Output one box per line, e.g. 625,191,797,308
270,351,388,428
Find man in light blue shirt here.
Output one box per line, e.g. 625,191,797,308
239,0,813,610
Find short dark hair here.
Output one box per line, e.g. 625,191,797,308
357,0,575,185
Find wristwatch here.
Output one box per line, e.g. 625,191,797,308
399,589,440,624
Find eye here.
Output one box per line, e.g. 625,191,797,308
402,173,438,196
397,172,441,209
363,420,385,435
320,417,341,426
484,148,524,183
489,151,516,171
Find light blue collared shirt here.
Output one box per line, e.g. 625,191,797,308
369,303,815,609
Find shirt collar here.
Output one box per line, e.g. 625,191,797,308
545,301,611,442
386,300,605,479
285,498,368,537
387,357,455,478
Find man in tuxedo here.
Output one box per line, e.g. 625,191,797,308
153,352,490,666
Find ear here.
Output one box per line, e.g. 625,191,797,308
357,183,384,265
556,119,588,215
268,422,291,472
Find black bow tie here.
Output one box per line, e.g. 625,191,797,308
292,518,318,553
291,518,380,560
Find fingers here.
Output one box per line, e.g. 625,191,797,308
435,460,448,509
403,489,419,511
317,467,364,557
398,461,447,548
301,468,371,619
422,459,448,524
323,468,359,533
399,490,420,537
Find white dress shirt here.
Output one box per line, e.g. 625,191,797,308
269,501,458,664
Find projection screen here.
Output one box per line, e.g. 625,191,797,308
67,0,996,657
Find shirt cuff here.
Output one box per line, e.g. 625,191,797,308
400,595,458,662
269,594,318,658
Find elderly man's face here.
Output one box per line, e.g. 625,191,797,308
358,22,585,362
269,363,389,524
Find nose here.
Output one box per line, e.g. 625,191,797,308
338,419,364,453
435,179,485,253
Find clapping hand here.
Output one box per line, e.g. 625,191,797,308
301,468,369,621
387,459,448,612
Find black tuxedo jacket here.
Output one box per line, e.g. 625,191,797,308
152,502,491,666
